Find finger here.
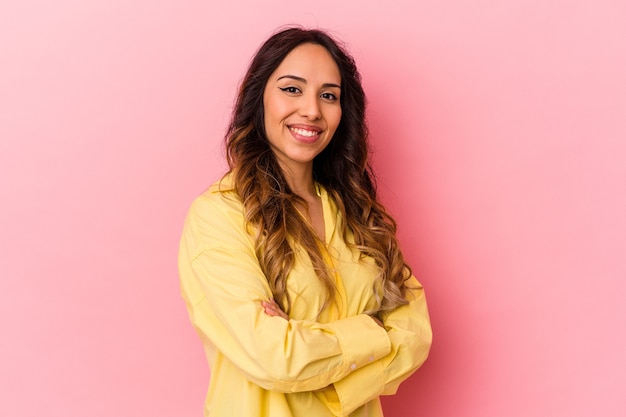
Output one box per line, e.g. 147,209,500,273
262,301,280,316
262,301,288,320
262,301,278,310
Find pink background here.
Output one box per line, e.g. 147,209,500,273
1,1,625,416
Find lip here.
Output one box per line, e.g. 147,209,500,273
288,124,323,144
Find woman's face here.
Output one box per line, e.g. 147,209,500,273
263,43,342,175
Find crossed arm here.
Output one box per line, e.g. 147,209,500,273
180,193,432,415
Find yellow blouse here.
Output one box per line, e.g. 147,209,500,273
178,176,432,417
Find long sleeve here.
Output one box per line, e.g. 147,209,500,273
318,277,432,416
178,190,392,394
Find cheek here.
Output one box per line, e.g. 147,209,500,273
264,95,288,124
262,94,272,122
330,108,342,132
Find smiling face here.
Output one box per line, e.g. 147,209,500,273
262,43,342,176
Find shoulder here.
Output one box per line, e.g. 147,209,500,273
189,173,243,217
182,173,251,248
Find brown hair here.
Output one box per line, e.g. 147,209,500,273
225,27,412,316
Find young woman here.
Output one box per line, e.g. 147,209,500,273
179,27,432,417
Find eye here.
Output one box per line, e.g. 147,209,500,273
321,92,339,102
279,86,301,94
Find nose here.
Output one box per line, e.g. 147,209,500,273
299,93,321,120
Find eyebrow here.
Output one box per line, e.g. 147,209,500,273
276,74,341,89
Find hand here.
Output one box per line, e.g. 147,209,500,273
262,299,289,320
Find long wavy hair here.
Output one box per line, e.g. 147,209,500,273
225,27,412,317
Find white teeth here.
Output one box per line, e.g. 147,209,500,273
290,127,319,137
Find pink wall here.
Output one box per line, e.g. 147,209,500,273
1,1,625,416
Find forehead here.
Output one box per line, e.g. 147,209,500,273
271,43,341,84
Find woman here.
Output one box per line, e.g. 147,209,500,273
179,27,432,417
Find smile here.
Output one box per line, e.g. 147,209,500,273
289,126,321,138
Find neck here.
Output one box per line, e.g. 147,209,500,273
279,161,316,199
